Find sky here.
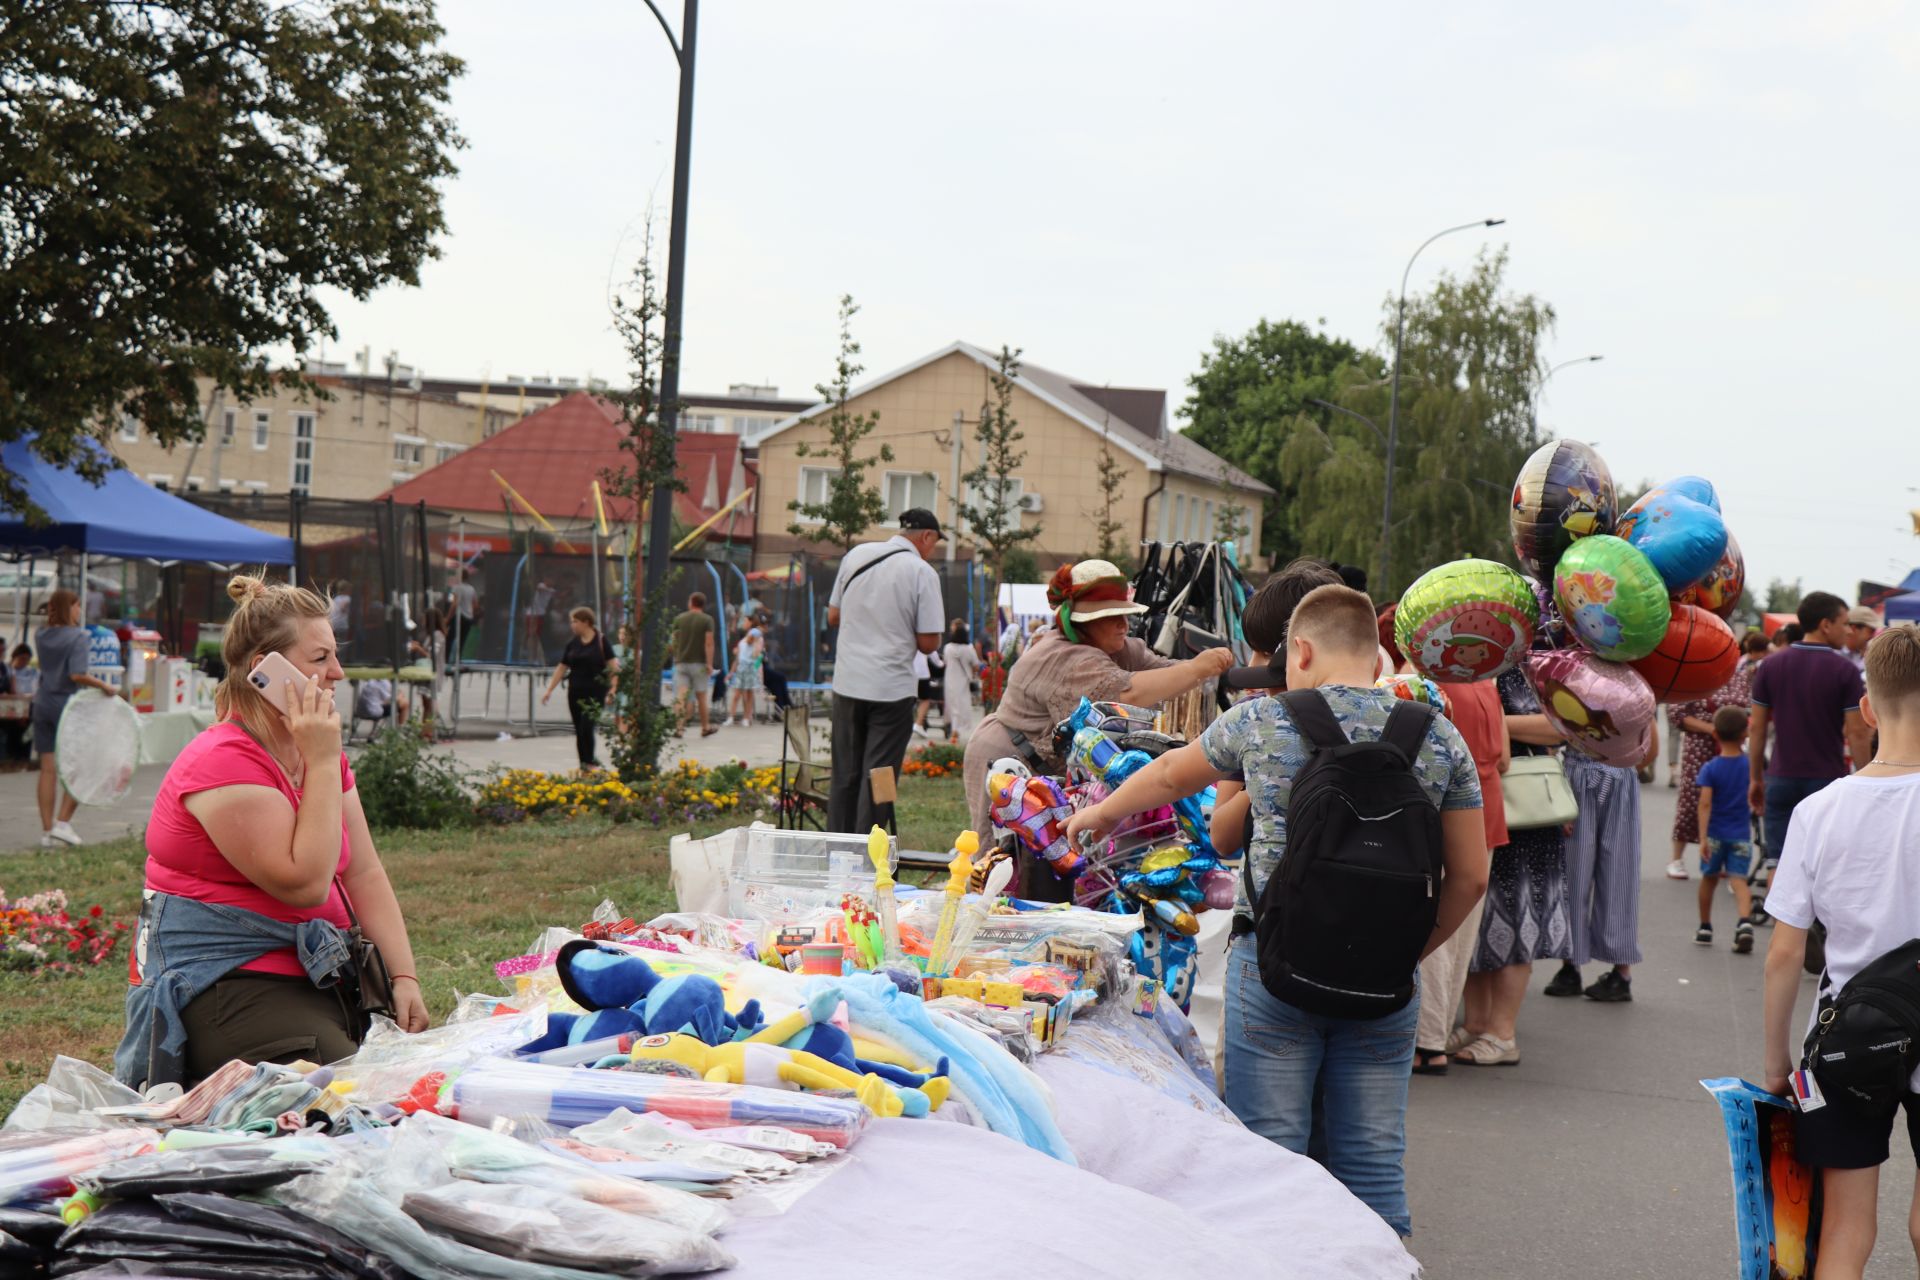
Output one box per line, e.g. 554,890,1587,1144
314,0,1920,598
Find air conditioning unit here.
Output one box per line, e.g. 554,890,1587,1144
1016,491,1044,513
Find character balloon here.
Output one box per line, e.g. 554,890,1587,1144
1523,648,1657,767
1674,531,1745,622
1551,535,1670,662
1510,439,1617,580
1613,482,1729,593
1395,559,1539,684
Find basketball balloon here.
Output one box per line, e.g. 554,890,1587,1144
1629,603,1740,700
1510,440,1617,581
1613,482,1729,593
1674,530,1745,621
1395,559,1539,684
1552,535,1670,662
1523,649,1657,767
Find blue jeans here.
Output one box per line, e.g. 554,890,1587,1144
1224,937,1418,1235
1762,776,1836,865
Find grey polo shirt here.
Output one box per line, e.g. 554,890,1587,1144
829,535,943,702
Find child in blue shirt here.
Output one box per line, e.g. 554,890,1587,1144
1694,704,1756,953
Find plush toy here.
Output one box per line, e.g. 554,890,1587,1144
550,940,763,1046
745,996,951,1116
987,772,1082,877
626,1033,936,1119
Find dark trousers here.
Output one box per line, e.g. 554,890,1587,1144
178,970,361,1088
828,693,916,833
764,665,792,711
569,687,602,767
450,616,472,666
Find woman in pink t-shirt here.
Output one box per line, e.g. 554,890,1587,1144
136,574,427,1081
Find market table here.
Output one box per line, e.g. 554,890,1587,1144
135,707,215,765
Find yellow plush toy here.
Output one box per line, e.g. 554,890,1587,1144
628,1033,931,1119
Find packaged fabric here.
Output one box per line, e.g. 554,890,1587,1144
3,1057,145,1133
402,1181,735,1276
74,1138,331,1198
52,1197,368,1278
0,1127,159,1205
332,1003,547,1107
571,1108,802,1181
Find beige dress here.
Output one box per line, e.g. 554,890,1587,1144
961,627,1177,835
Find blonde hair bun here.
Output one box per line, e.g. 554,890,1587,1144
226,574,270,605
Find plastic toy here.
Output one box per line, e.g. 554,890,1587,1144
1612,481,1729,593
1551,535,1670,662
838,894,881,970
626,1033,938,1120
987,772,1082,878
1395,559,1539,683
1674,530,1746,621
1629,603,1741,700
1523,648,1657,766
944,859,1015,973
864,825,903,966
927,833,981,977
1510,438,1617,580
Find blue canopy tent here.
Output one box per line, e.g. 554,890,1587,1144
0,438,292,564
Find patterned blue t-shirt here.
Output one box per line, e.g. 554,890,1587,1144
1200,684,1484,916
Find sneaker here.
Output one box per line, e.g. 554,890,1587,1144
1666,859,1689,880
911,724,930,739
47,821,82,847
1733,920,1755,955
1695,923,1714,946
1543,962,1583,997
39,833,55,850
1584,970,1633,1002
1667,767,1678,787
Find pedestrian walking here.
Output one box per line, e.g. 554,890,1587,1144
33,589,119,848
941,621,981,743
669,593,718,738
1665,663,1753,880
1550,734,1655,1003
541,606,619,770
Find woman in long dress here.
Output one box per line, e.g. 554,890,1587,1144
941,621,981,743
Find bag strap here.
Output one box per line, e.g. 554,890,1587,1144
1380,700,1435,766
842,546,911,595
332,876,361,931
1281,688,1348,750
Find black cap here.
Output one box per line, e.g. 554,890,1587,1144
898,508,946,539
1223,655,1287,692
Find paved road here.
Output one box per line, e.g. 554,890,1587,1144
1406,778,1916,1278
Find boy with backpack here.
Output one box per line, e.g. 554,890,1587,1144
1693,704,1757,954
1763,624,1920,1277
1066,584,1489,1235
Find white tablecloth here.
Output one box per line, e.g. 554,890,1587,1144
137,707,215,765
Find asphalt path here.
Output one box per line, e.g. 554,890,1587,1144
1405,777,1918,1278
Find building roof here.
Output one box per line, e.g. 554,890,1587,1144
377,392,751,536
329,372,810,416
753,341,1272,496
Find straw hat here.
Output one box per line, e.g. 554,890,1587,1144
1047,560,1146,626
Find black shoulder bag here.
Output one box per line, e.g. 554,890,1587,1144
336,877,396,1029
1803,938,1920,1109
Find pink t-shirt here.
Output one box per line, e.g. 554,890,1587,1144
142,722,356,977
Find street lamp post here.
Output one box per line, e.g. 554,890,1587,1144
1383,218,1504,596
1531,354,1604,439
637,0,698,701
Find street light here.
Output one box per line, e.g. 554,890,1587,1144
1531,354,1604,438
637,0,698,702
1307,398,1387,449
1383,218,1504,596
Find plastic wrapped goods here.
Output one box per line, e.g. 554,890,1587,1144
53,1190,410,1280
445,1059,867,1151
2,1056,144,1133
74,1138,332,1198
0,1127,159,1205
402,1181,735,1276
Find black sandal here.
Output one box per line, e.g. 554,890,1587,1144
1412,1050,1450,1077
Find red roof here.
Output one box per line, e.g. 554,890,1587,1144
380,392,750,536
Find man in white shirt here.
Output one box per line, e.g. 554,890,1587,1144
449,567,479,667
825,508,945,831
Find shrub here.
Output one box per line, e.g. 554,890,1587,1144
352,724,476,830
475,759,781,826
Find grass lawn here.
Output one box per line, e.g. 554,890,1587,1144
0,771,966,1117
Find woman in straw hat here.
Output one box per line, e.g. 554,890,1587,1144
961,560,1232,884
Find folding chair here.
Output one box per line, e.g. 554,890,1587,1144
778,704,830,830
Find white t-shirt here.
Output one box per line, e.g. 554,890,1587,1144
1766,772,1920,1089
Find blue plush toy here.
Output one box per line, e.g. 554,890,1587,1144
544,940,764,1047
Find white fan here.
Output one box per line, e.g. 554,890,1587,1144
56,688,141,806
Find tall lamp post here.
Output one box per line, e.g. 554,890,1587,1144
1531,354,1604,438
1382,218,1504,595
638,0,698,694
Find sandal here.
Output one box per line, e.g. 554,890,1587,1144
1412,1050,1450,1077
1444,1026,1477,1055
1453,1035,1520,1066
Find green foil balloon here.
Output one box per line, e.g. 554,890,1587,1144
1552,535,1669,662
1395,559,1540,684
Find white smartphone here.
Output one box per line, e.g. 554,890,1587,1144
247,651,313,717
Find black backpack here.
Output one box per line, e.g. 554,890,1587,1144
1803,938,1920,1109
1241,689,1444,1020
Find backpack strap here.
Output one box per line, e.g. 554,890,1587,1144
1280,689,1348,750
1380,699,1435,767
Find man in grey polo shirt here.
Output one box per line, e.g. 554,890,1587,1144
826,508,945,831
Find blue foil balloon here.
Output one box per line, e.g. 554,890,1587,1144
1614,485,1729,593
1664,475,1721,512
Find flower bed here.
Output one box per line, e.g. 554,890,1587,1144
0,889,128,976
476,759,782,826
901,741,963,779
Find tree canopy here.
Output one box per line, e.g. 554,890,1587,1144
0,0,464,517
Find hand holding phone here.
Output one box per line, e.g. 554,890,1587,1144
247,652,341,763
247,651,311,717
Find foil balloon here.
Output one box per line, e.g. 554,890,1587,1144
1510,439,1617,580
1613,483,1729,593
986,773,1082,878
1395,559,1539,684
1551,535,1670,662
1664,475,1721,512
1674,530,1745,621
1628,603,1741,700
1376,672,1450,713
1523,649,1657,767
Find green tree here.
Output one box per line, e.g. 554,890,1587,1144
959,345,1043,597
0,0,464,519
1086,420,1133,573
1213,465,1252,559
1764,577,1805,614
600,227,681,780
1276,249,1554,595
1181,319,1382,565
1002,548,1040,585
788,295,890,550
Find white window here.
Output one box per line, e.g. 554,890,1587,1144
290,412,316,496
1173,493,1186,539
252,410,270,450
185,477,203,492
146,474,170,491
219,410,236,445
392,435,424,467
683,412,719,433
1157,491,1171,540
794,466,834,519
243,480,269,493
882,471,938,523
960,477,1024,530
434,442,462,465
217,479,237,492
1202,500,1215,540
120,415,140,443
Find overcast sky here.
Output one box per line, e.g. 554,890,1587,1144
315,0,1920,598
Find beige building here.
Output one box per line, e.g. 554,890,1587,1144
749,341,1269,572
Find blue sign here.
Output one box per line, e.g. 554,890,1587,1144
87,625,124,672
